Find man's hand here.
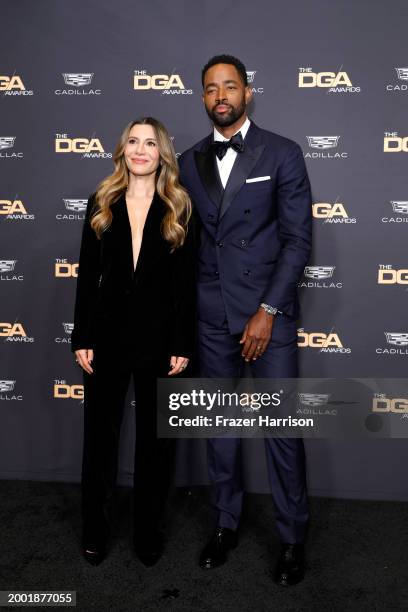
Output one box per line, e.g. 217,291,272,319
75,349,94,374
168,356,189,376
239,308,274,361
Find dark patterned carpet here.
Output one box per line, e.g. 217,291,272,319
0,481,407,611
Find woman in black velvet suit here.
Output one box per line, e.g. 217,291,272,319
71,117,196,567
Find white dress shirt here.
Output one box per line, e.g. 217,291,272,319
213,117,251,188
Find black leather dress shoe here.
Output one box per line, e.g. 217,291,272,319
274,543,305,586
199,527,238,569
134,530,164,567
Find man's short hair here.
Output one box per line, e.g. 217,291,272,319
201,54,248,88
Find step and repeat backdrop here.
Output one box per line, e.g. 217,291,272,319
1,0,407,500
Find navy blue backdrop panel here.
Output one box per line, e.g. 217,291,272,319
1,0,407,500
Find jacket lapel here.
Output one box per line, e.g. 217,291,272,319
219,123,265,220
132,191,164,282
111,194,134,279
194,135,224,210
113,191,164,282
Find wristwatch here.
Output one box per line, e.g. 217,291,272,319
260,303,279,316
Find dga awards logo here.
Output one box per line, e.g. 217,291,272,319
0,199,34,220
55,323,73,344
57,199,87,221
299,266,342,289
372,394,408,413
381,201,408,223
384,132,408,152
246,71,264,94
55,259,78,277
0,322,34,343
297,329,351,354
0,137,23,159
0,380,22,401
386,68,408,92
298,68,360,93
55,73,101,95
0,260,23,281
0,75,34,96
133,70,193,95
55,134,111,158
376,333,408,355
305,136,348,159
54,380,84,401
378,265,408,285
312,200,356,224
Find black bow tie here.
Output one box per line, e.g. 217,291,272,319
212,132,245,160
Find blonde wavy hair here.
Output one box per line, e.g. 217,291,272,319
90,117,191,250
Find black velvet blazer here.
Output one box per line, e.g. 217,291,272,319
71,191,196,360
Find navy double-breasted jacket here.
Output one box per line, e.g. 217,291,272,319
178,121,312,333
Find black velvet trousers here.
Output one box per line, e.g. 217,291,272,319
81,348,174,541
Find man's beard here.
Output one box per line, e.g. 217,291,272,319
205,98,246,128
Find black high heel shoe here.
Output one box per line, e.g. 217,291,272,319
134,528,164,567
82,524,109,566
82,546,106,566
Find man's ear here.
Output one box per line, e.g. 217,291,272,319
245,85,253,105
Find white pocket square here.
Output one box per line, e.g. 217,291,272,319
246,176,271,183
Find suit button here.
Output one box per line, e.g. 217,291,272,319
240,240,247,247
125,289,131,296
217,241,224,247
215,270,219,276
244,209,251,214
244,269,251,275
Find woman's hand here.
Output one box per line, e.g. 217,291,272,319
168,356,189,376
75,349,94,374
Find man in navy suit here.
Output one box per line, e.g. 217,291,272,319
178,55,312,586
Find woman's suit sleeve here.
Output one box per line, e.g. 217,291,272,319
168,213,197,358
71,194,102,352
